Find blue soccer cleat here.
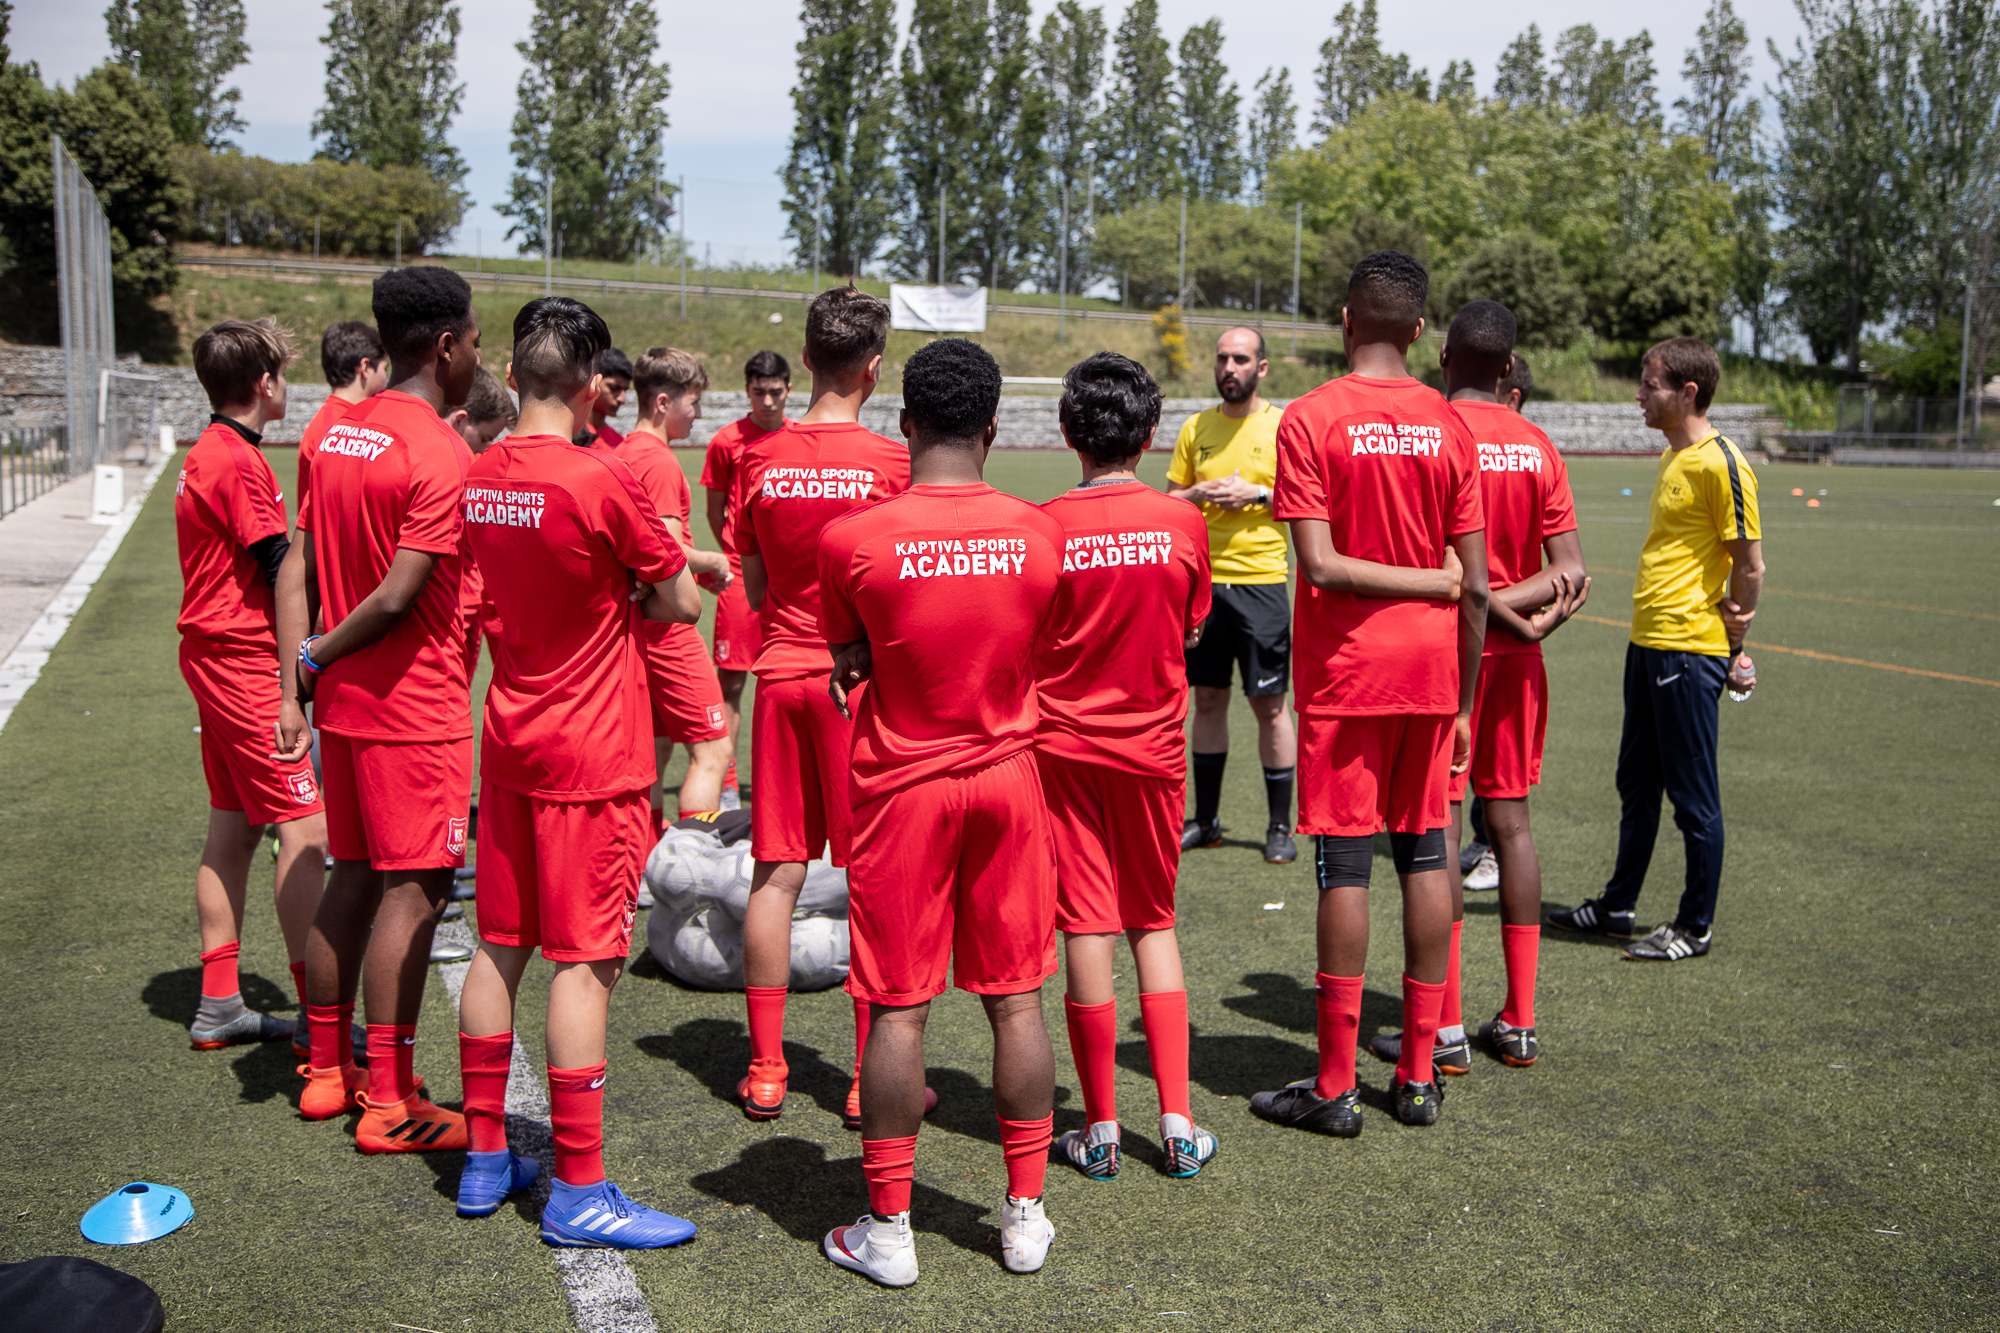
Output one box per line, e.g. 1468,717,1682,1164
456,1149,540,1218
539,1179,697,1249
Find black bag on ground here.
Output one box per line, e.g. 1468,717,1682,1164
0,1256,165,1333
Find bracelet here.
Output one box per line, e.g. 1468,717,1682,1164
299,636,327,675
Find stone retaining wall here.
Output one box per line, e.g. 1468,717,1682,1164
0,345,331,448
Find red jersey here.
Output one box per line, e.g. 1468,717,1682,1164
295,389,472,741
732,420,910,681
464,435,685,799
174,419,289,654
608,429,693,526
1035,481,1212,778
1273,374,1484,717
817,483,1064,803
1451,400,1577,659
699,415,787,559
295,394,352,507
593,423,624,449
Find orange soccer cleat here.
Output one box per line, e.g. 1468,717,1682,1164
737,1073,787,1122
354,1087,468,1153
297,1062,365,1121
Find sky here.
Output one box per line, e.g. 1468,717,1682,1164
14,0,1810,270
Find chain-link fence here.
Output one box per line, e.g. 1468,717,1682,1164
53,134,116,476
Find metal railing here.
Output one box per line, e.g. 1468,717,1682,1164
1,426,72,518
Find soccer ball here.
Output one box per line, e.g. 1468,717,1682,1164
643,823,848,989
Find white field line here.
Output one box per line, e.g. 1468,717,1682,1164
434,920,660,1333
0,457,171,737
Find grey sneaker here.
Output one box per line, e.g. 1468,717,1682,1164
1159,1114,1216,1178
1055,1121,1121,1181
1547,897,1638,937
1463,848,1499,891
429,938,475,964
1367,1028,1471,1076
189,1009,291,1050
1623,922,1712,962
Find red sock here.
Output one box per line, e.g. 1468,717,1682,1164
366,1024,418,1104
649,807,665,841
1442,919,1464,1033
724,756,738,791
199,941,240,998
852,995,872,1077
1138,990,1191,1122
1396,975,1447,1085
998,1115,1054,1200
745,985,789,1081
288,959,308,1011
307,1003,348,1070
1501,924,1540,1029
1314,973,1364,1099
861,1134,917,1216
459,1031,512,1154
1062,997,1118,1126
548,1063,608,1186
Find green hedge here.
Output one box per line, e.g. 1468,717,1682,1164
176,146,465,257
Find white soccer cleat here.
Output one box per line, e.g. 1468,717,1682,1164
823,1211,919,1287
999,1194,1055,1274
1465,848,1500,891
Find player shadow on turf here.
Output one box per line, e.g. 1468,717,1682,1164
143,966,301,1105
689,1137,995,1260
1218,972,1401,1037
634,1016,854,1121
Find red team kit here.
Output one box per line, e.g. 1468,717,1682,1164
171,262,1577,1273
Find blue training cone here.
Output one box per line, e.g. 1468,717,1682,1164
80,1182,193,1245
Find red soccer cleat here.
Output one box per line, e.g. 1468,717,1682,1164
738,1073,787,1121
354,1087,467,1153
297,1062,364,1121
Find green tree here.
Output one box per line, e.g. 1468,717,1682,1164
1607,232,1723,339
1176,19,1241,202
1436,60,1476,106
959,0,1048,289
311,0,467,190
1100,0,1177,209
103,0,248,148
1093,196,1297,308
1246,66,1296,200
1894,0,2000,335
1493,24,1547,108
782,0,900,276
1675,0,1759,179
1447,233,1586,346
1036,0,1105,291
177,145,464,255
1552,24,1660,130
1312,0,1430,133
503,0,671,262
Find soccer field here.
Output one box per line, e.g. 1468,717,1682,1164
0,451,1995,1331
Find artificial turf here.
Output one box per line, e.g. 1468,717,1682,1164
0,448,1994,1331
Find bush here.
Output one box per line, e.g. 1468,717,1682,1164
1445,233,1586,348
176,146,465,257
1605,234,1723,342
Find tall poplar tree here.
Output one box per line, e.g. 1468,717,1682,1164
1311,0,1426,135
503,0,671,261
312,0,467,189
1246,66,1296,199
103,0,248,148
1176,19,1242,202
1551,24,1660,130
1493,24,1548,107
1100,0,1177,209
1037,0,1104,291
781,0,900,276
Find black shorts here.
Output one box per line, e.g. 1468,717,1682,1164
1186,582,1290,696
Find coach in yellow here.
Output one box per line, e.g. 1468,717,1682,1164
1551,336,1762,962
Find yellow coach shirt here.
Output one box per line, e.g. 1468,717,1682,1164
1167,403,1289,584
1631,431,1761,655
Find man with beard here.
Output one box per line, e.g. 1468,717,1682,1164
1166,327,1297,865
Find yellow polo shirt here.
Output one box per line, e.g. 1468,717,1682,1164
1631,431,1761,655
1166,403,1289,584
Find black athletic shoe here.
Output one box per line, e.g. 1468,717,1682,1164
1366,1029,1471,1077
1478,1014,1538,1067
1393,1077,1445,1126
1263,824,1298,864
1248,1080,1362,1138
1458,839,1490,875
1547,897,1638,937
1180,818,1222,852
1623,922,1712,961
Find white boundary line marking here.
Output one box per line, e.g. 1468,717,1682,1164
0,457,171,737
435,920,660,1333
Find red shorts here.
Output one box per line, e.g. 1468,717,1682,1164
1450,653,1548,802
180,643,324,825
750,674,855,865
642,624,727,743
474,780,648,962
320,732,472,870
846,750,1059,1006
711,575,763,673
1297,713,1453,837
1037,751,1181,934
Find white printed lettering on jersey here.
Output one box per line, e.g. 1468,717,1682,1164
463,485,546,529
1346,421,1443,457
1477,441,1545,473
894,536,1029,579
1061,530,1176,572
174,469,187,497
760,466,880,500
319,422,395,461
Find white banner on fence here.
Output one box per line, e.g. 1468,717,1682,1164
889,284,988,332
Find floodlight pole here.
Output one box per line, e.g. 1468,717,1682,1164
812,183,822,294
313,214,320,262
1959,279,1973,453
1290,201,1303,356
1177,194,1187,306
679,175,687,317
544,172,553,296
395,218,401,266
937,183,947,287
1059,185,1068,342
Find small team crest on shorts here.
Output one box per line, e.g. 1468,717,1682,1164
714,640,729,662
446,816,468,857
287,770,319,804
707,704,725,728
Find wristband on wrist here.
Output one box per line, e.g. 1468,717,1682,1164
299,636,327,675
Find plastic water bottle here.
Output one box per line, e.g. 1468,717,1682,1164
1728,654,1756,703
